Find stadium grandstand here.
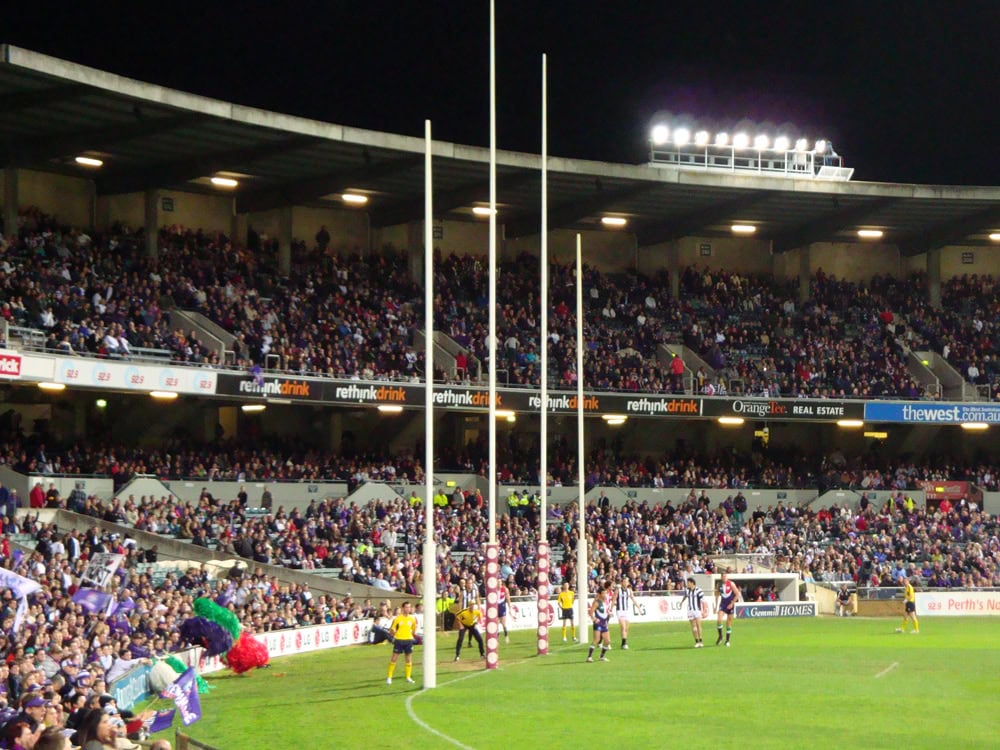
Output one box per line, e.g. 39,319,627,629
0,44,998,747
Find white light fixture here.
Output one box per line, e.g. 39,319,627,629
814,139,828,154
241,404,266,413
601,216,627,227
673,127,691,147
37,382,66,392
75,156,103,167
651,124,670,145
210,176,238,188
694,130,710,147
714,132,729,147
773,136,790,152
377,404,404,414
960,422,989,431
795,138,809,152
989,233,1000,242
731,224,757,235
858,229,884,239
754,134,770,150
472,206,496,217
836,419,864,428
342,193,369,205
95,399,107,408
495,409,516,420
601,414,627,422
718,416,745,426
605,417,627,426
733,133,750,150
149,391,179,400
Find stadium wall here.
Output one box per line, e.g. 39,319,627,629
17,168,93,228
506,228,638,272
292,206,368,253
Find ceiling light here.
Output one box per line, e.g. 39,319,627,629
864,431,888,439
605,417,627,426
694,130,710,147
836,419,864,428
732,133,750,150
75,156,103,167
472,206,496,217
601,216,627,227
773,136,790,152
989,233,1000,242
651,125,670,146
149,391,179,400
673,128,691,147
960,422,989,431
858,229,884,239
241,404,267,413
95,399,108,409
601,414,627,422
210,177,238,188
377,405,404,414
495,409,516,420
731,224,757,234
714,132,729,147
718,416,745,426
37,382,66,392
342,193,369,205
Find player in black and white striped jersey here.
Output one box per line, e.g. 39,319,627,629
681,577,708,648
614,577,634,650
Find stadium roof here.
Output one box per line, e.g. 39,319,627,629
2,45,999,255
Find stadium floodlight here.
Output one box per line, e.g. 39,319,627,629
858,229,884,239
795,138,809,152
601,216,627,227
989,233,1000,242
960,422,989,431
837,419,864,428
472,206,497,216
694,130,710,146
241,404,266,413
718,416,745,426
75,156,103,167
773,136,790,152
731,224,757,234
651,124,670,145
714,132,729,147
342,193,369,205
37,382,66,392
377,404,404,414
210,176,238,188
733,132,750,149
754,134,770,150
673,127,691,146
814,139,828,154
149,391,179,400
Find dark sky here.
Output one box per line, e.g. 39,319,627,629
2,1,997,185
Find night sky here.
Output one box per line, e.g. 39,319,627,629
2,1,997,185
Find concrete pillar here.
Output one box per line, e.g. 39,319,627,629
927,248,942,309
798,245,811,303
73,401,87,439
407,220,424,287
667,241,681,298
144,189,159,258
3,168,18,239
277,206,292,275
231,209,248,248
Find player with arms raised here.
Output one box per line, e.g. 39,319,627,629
715,568,742,647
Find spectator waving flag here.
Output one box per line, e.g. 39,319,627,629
72,587,115,615
165,667,202,725
147,708,176,734
0,568,41,632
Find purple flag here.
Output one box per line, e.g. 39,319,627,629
0,568,41,632
72,587,113,614
148,708,176,734
165,668,201,726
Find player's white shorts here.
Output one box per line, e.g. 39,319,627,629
687,610,702,621
616,611,630,623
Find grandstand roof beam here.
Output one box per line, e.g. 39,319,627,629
897,205,1000,256
633,191,772,246
0,113,208,168
95,135,323,195
369,168,537,228
0,84,89,116
504,181,658,238
770,196,901,254
234,155,423,214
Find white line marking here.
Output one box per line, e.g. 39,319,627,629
874,661,899,679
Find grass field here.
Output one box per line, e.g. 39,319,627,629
155,617,1000,750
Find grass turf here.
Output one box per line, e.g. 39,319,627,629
157,617,1000,750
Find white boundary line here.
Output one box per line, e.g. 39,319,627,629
874,661,899,679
